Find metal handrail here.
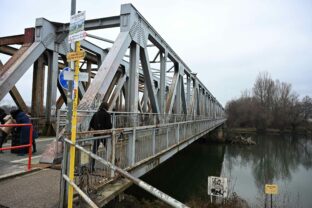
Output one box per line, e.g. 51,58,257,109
0,123,33,171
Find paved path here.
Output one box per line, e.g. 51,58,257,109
0,137,55,177
0,137,61,208
0,169,60,208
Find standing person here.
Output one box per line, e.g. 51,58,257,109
10,109,37,155
89,102,112,171
0,108,8,153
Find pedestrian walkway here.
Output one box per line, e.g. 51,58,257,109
0,168,60,208
0,137,61,208
0,137,54,173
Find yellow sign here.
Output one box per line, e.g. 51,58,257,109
265,184,278,194
66,50,85,61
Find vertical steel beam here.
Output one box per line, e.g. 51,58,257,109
86,61,91,89
128,42,139,112
46,50,58,124
31,56,45,117
186,75,191,111
158,51,166,114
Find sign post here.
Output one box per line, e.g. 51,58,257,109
208,176,228,203
265,184,278,208
66,10,86,208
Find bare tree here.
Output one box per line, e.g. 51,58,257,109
226,71,309,132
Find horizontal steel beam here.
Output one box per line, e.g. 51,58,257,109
0,34,24,46
55,16,120,33
0,28,34,46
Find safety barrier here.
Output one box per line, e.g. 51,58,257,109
59,111,225,207
0,123,33,171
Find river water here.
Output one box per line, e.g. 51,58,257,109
222,134,312,208
128,134,312,207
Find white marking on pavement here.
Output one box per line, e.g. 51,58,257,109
3,137,55,147
11,155,42,163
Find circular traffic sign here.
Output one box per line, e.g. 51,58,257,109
59,67,73,90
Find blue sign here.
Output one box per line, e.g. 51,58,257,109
59,67,73,90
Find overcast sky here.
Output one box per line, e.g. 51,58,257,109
1,0,311,106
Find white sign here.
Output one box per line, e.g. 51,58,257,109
208,176,228,198
63,70,89,82
68,11,86,43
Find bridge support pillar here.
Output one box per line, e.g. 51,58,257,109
202,124,225,142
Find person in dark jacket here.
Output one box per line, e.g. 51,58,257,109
10,109,37,155
89,102,112,171
0,108,8,153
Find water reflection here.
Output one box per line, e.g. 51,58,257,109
223,134,312,207
127,141,226,202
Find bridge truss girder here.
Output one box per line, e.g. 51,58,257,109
0,3,225,134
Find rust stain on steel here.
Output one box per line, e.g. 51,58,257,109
0,45,30,76
24,28,35,44
0,45,18,56
0,34,24,46
0,28,34,46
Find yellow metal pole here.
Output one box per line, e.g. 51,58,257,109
67,41,81,208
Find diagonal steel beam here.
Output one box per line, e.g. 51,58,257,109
9,87,28,112
78,31,132,110
165,66,179,114
139,47,159,114
0,60,28,111
108,74,127,111
0,45,17,56
103,71,122,103
0,42,46,101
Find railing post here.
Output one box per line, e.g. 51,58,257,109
60,139,68,208
176,123,180,144
166,127,169,148
128,127,136,166
111,129,116,177
112,112,116,128
27,124,33,171
153,114,157,125
184,123,186,141
152,128,156,155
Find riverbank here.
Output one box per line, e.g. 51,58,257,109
108,193,249,208
227,127,312,136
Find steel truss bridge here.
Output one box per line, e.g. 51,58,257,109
0,4,226,208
